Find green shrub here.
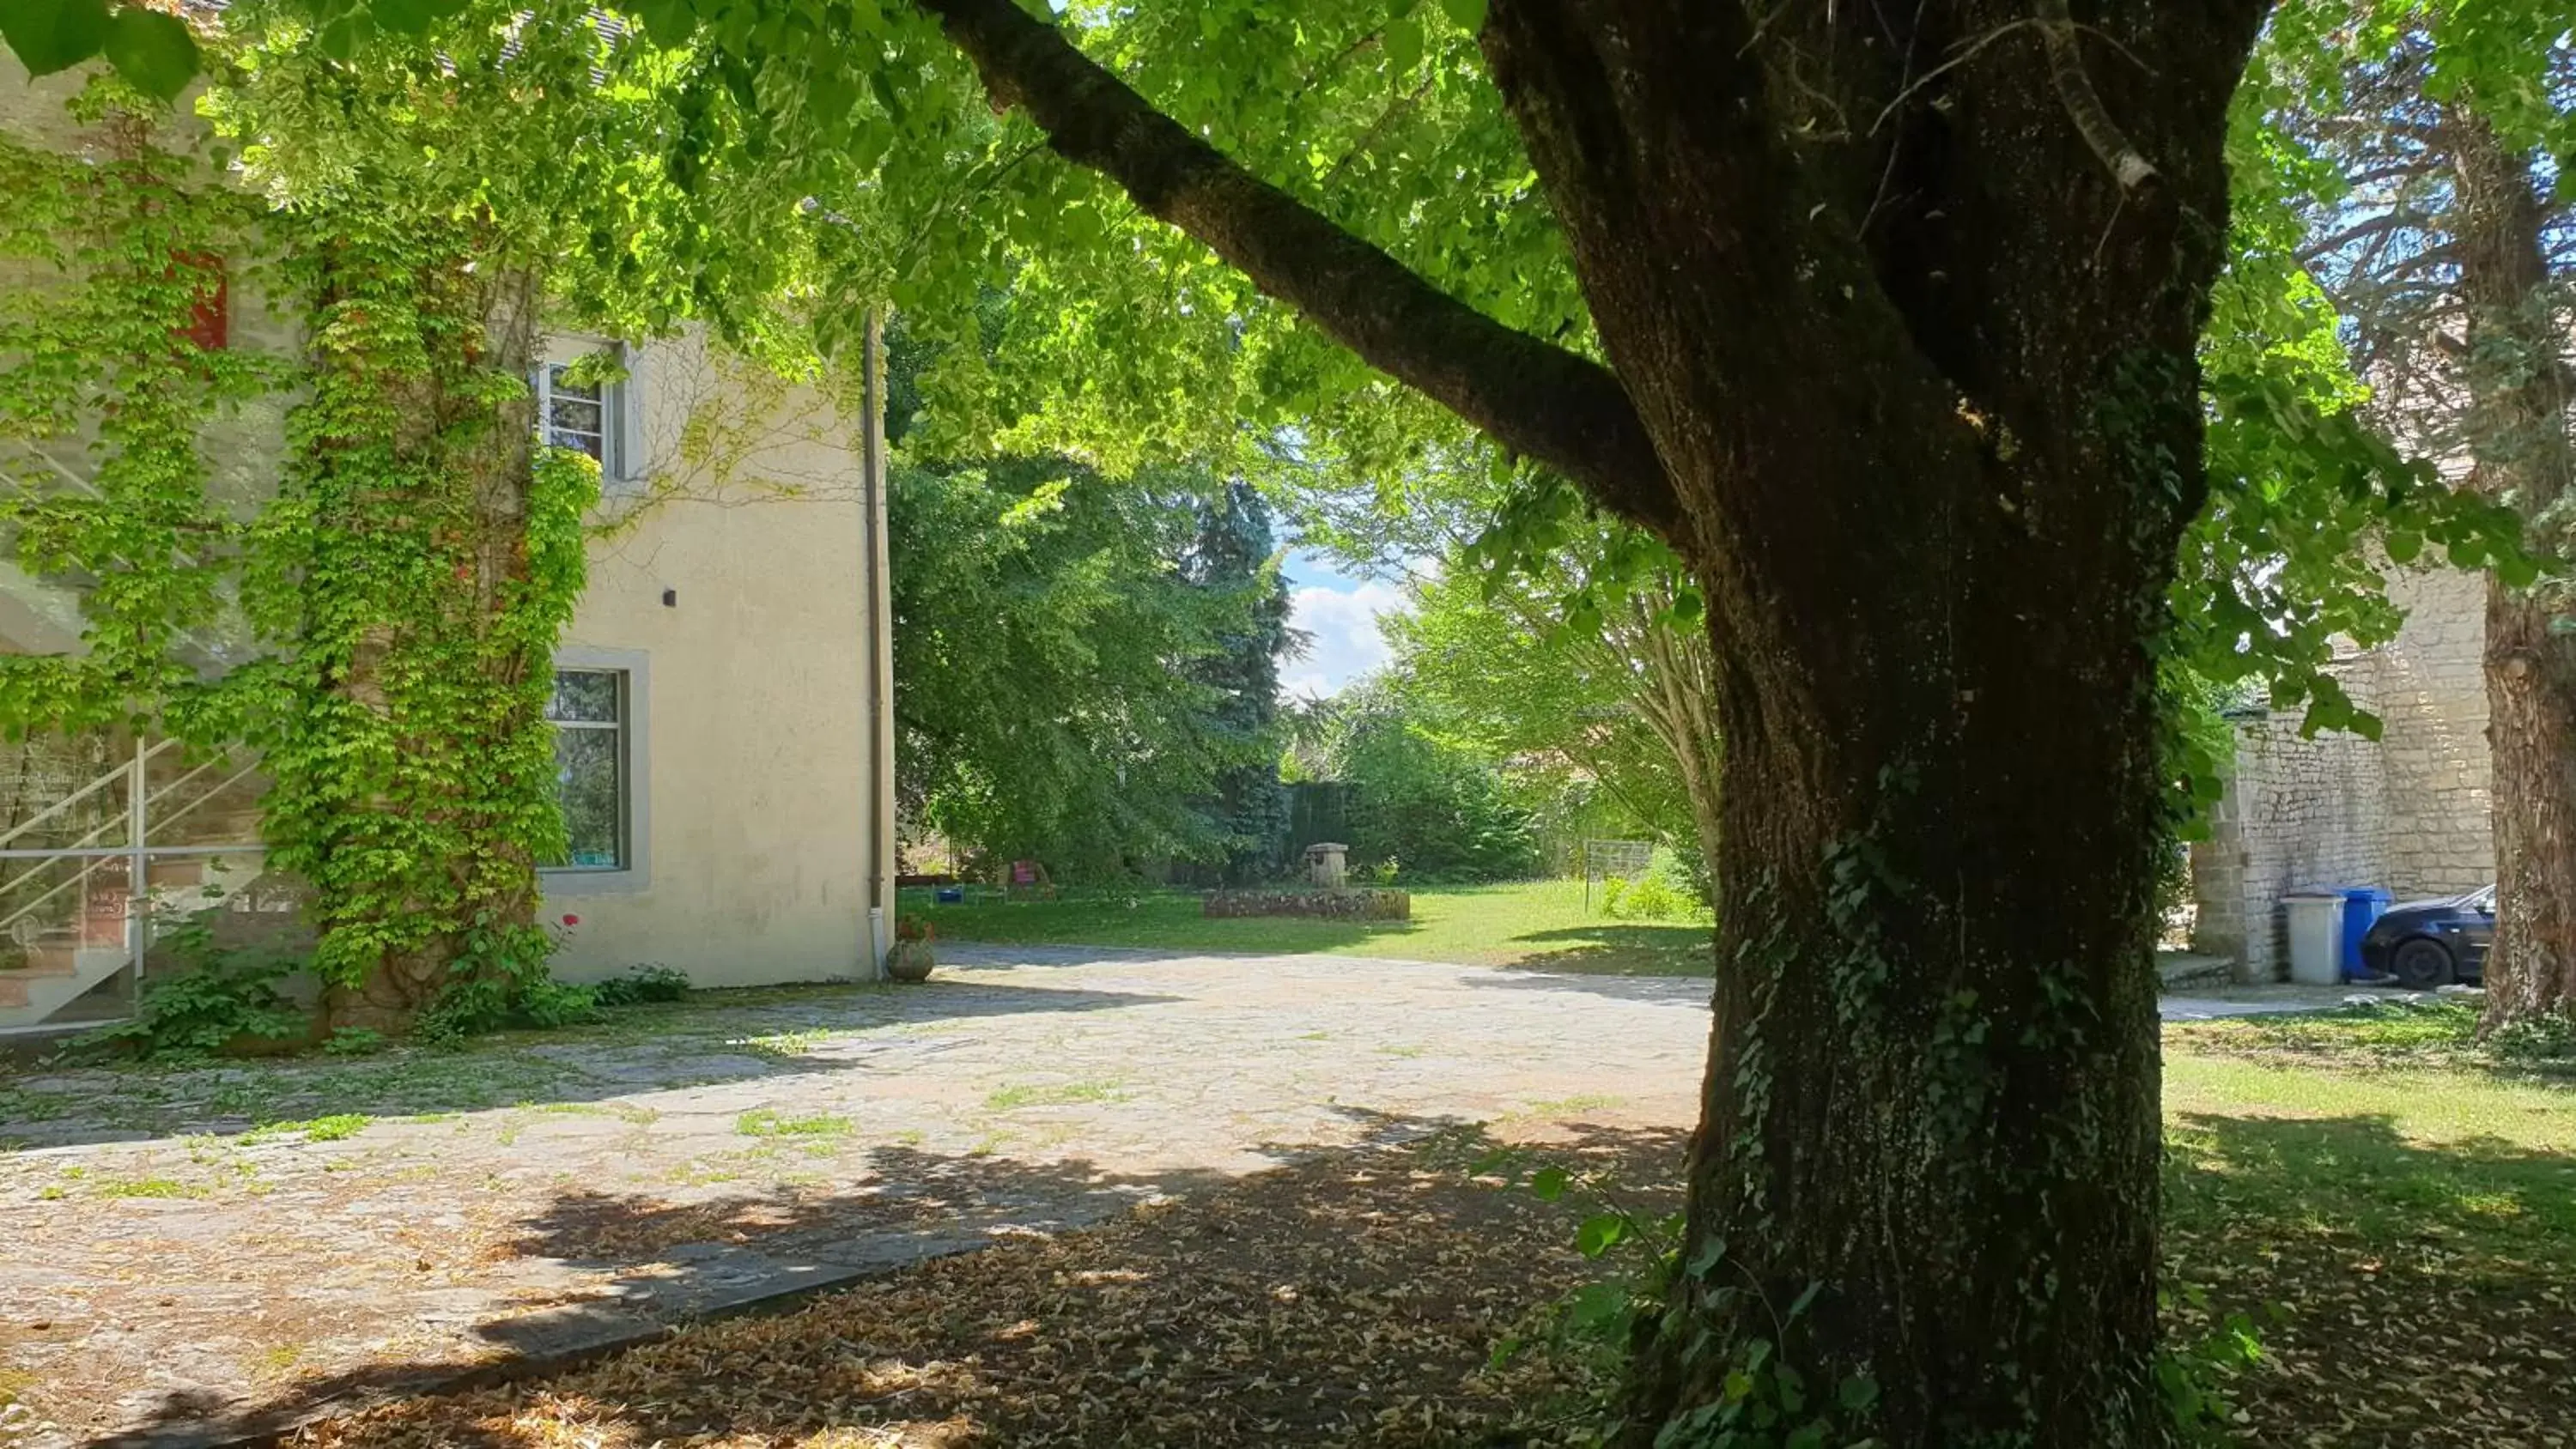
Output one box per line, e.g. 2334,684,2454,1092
592,962,692,1007
321,1026,387,1056
1613,873,1688,921
2489,1011,2576,1062
1602,849,1704,921
416,968,598,1043
517,979,601,1028
78,911,308,1061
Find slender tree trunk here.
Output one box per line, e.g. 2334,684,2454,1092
2451,112,2576,1028
1631,601,1723,876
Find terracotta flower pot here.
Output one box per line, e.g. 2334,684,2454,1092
886,938,935,982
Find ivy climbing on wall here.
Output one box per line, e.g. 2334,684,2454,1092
0,80,271,741
3,0,881,1034
0,33,616,1034
240,224,596,1032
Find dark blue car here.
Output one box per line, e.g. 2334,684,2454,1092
2357,885,2494,989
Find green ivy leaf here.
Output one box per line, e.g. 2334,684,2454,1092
370,0,471,37
1562,1280,1629,1331
1438,0,1488,31
1383,13,1424,72
635,0,696,48
100,8,198,101
1575,1211,1627,1257
1528,1165,1569,1201
1838,1372,1880,1414
2,0,111,78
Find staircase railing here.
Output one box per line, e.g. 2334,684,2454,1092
0,742,264,957
0,739,176,854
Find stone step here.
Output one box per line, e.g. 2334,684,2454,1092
2157,949,2235,991
15,943,81,976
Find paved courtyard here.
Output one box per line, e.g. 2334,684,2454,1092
0,947,1715,1446
0,947,2362,1447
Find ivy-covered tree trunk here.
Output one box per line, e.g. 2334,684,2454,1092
913,0,2262,1440
272,235,590,1033
1473,6,2257,1442
2452,113,2576,1028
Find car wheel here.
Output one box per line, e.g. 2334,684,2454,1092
2389,937,2456,991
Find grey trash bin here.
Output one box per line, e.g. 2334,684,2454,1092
2282,889,2346,985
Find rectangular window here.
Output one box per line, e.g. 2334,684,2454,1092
543,668,627,871
532,362,622,476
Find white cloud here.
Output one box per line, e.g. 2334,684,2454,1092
1281,580,1407,699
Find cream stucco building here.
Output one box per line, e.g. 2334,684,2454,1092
0,59,896,1030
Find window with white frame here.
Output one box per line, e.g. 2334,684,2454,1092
543,669,628,871
533,361,625,477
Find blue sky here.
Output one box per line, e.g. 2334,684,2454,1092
1280,549,1406,699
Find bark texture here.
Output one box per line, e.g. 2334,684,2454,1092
910,0,2266,1441
2451,114,2576,1028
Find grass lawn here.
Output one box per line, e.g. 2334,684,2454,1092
2161,1001,2576,1445
255,1001,2572,1448
911,879,1715,977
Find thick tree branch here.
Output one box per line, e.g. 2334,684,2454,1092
905,0,1680,539
2037,0,2159,193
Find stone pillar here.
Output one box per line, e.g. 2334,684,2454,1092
1303,842,1347,888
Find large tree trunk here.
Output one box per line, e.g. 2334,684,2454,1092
1473,4,2257,1441
908,0,2263,1440
2451,113,2576,1028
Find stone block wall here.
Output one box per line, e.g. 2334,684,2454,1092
2195,567,2497,981
1201,888,1411,921
2367,567,2493,896
2192,657,2390,981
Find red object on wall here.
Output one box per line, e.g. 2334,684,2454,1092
173,252,227,352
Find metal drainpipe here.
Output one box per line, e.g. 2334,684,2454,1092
860,310,896,980
126,737,147,1003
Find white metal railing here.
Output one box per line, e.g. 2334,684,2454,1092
0,739,265,1016
0,738,176,853
0,751,260,934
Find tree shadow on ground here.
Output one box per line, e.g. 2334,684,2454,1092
0,979,1182,1151
1460,968,1710,1009
916,893,1426,957
101,1113,1692,1448
1498,924,1713,979
2164,1109,2576,1446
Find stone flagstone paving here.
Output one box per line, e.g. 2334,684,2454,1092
0,947,1710,1446
0,945,2357,1447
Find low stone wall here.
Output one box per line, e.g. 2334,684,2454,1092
1202,888,1411,921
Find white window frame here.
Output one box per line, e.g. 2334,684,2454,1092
541,646,651,895
532,342,645,490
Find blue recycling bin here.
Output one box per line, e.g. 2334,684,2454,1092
2339,887,2391,980
934,886,965,905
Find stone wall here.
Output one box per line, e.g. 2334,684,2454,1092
2367,567,2494,896
1202,888,1412,921
2195,566,2497,980
2192,657,2390,981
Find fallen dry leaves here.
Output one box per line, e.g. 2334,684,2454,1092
268,1113,2574,1449
293,1128,1679,1449
2165,1222,2576,1448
